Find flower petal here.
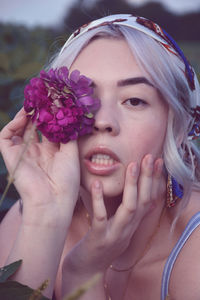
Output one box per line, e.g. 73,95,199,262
70,70,80,83
24,66,99,144
79,96,95,106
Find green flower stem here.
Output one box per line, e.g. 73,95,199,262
29,279,50,300
62,273,102,300
0,123,36,209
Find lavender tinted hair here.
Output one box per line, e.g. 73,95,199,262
49,23,200,213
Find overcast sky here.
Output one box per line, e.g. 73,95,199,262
1,0,200,28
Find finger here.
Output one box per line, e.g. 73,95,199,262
41,135,60,153
23,120,40,144
15,107,26,118
151,158,164,203
0,113,28,150
91,180,107,233
112,161,139,233
60,140,79,160
0,115,29,171
137,154,154,213
0,108,36,148
10,108,29,138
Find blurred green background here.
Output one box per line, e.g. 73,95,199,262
0,0,200,220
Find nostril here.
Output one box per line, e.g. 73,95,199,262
106,127,112,132
94,125,112,132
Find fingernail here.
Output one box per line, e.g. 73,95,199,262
94,180,101,189
156,159,163,174
147,155,153,168
15,110,24,119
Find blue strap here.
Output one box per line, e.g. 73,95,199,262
161,211,200,300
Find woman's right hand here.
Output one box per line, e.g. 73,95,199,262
0,108,80,224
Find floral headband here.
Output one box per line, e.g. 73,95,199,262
24,14,200,143
60,14,196,92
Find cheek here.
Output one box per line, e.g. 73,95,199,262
80,170,126,198
78,138,86,160
124,120,167,163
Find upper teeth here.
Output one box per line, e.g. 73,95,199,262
90,154,115,165
92,154,111,159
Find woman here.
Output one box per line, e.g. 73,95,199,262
0,14,200,300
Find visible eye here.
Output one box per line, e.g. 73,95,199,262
123,97,147,106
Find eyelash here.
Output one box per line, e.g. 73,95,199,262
123,97,147,107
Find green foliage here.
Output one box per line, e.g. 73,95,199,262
0,24,67,216
0,260,101,300
0,281,49,300
0,260,49,300
62,274,101,300
0,23,57,126
63,0,200,41
0,260,22,283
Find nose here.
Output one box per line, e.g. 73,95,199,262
93,103,120,136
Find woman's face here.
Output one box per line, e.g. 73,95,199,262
70,38,168,198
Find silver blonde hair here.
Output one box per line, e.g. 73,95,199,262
49,23,200,216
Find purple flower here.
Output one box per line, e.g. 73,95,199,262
24,67,100,143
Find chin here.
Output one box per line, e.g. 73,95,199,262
81,174,125,198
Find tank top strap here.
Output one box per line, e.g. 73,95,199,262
161,211,200,300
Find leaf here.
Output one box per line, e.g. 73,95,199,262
0,281,50,300
85,112,93,119
0,260,22,283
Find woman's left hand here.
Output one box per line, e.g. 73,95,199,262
62,155,164,284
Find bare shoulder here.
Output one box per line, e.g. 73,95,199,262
169,190,200,299
0,201,22,266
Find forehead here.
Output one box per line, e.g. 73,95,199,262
70,37,145,80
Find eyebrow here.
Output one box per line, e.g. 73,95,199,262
117,77,154,87
90,76,154,88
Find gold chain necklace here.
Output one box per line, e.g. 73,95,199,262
85,204,166,299
110,205,166,272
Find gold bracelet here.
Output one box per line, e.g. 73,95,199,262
110,263,135,272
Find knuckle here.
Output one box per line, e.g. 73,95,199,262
140,197,152,209
144,169,153,177
153,171,162,180
122,203,137,215
95,214,107,222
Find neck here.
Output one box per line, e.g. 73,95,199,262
110,196,168,270
104,194,123,218
133,198,166,248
